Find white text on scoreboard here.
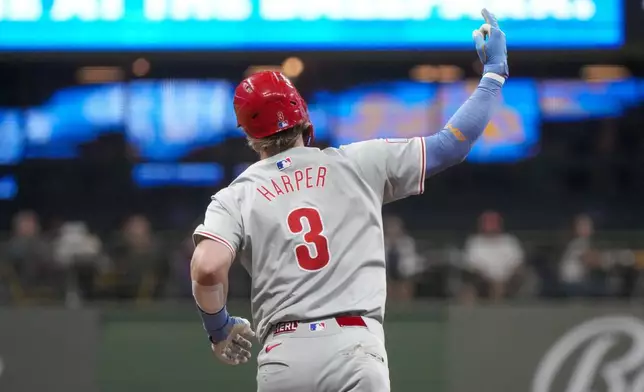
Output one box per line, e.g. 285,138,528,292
0,0,598,21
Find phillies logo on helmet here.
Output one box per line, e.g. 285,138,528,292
277,111,288,128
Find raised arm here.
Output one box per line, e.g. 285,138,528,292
424,9,509,176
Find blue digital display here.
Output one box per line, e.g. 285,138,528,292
18,80,235,160
539,79,644,120
0,175,18,200
329,82,439,146
0,0,623,50
327,79,541,163
133,163,224,187
0,110,24,164
24,84,124,158
126,80,233,160
7,77,644,167
440,79,540,162
305,94,332,142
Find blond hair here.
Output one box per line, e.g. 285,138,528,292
247,123,309,155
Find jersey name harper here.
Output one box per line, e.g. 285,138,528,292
256,166,328,202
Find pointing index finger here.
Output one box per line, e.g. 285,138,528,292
481,8,499,28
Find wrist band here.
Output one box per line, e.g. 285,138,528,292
483,73,506,85
198,304,230,338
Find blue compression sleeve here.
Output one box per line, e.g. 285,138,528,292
424,76,503,176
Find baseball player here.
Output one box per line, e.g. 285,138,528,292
191,9,508,391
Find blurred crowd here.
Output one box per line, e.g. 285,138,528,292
0,209,642,306
385,211,644,302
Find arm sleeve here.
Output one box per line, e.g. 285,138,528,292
424,76,503,176
340,137,426,204
193,188,243,258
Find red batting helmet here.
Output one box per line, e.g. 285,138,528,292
233,71,314,145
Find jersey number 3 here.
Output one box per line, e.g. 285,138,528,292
287,207,330,271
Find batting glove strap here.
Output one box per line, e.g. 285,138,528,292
198,305,231,342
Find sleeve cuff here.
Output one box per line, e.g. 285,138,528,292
418,137,426,195
193,230,237,258
482,73,506,85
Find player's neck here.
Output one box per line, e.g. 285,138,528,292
259,138,306,160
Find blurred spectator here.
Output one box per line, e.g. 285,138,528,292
460,210,525,303
384,215,423,301
52,221,106,307
1,211,57,301
107,215,167,300
558,214,607,297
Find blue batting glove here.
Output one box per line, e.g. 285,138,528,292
472,8,509,79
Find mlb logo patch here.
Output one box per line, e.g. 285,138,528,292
309,322,326,332
276,157,292,171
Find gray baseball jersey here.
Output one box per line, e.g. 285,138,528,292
193,138,426,340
